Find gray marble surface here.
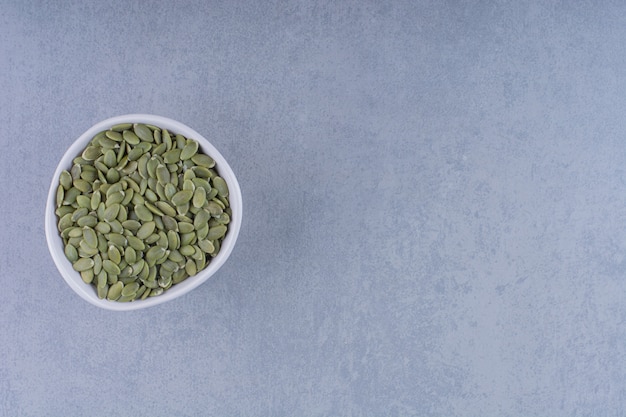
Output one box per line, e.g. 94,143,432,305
2,1,626,415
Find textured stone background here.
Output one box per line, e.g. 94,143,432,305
2,1,626,415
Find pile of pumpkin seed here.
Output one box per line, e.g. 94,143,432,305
55,123,231,302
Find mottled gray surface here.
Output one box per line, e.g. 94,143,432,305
2,1,626,415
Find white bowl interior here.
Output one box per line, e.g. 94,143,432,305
45,114,242,311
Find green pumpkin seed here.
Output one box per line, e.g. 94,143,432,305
107,281,124,300
81,269,94,284
153,201,175,217
103,204,120,222
56,205,74,218
175,134,186,149
108,219,123,234
71,207,88,222
178,222,194,234
59,170,73,190
58,213,73,232
93,254,103,275
156,231,169,248
123,129,141,145
103,259,121,275
193,166,211,178
207,225,227,240
63,187,81,205
80,168,99,182
136,221,156,240
70,164,81,180
82,146,101,161
196,223,209,240
185,259,197,276
134,204,153,222
162,215,178,231
64,244,79,262
106,233,127,247
192,187,206,208
55,186,64,207
179,245,195,256
68,227,83,238
145,246,166,267
194,209,210,229
121,219,141,232
198,239,214,254
90,190,101,210
133,124,153,142
72,257,94,272
83,227,98,249
171,190,193,206
167,230,180,250
180,140,198,160
75,195,90,208
77,214,98,228
144,188,158,203
212,176,229,197
145,201,164,216
111,123,132,132
183,179,195,192
156,165,170,185
151,142,165,156
167,249,185,263
126,235,145,251
121,281,140,297
162,148,181,164
149,287,164,297
108,245,122,264
126,146,144,161
191,153,215,168
94,221,110,234
172,269,189,284
176,202,189,216
145,233,160,245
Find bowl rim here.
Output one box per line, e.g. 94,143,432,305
45,114,242,311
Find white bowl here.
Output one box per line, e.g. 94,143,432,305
45,114,242,311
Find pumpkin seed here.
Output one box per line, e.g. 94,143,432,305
133,123,153,142
212,176,229,197
192,187,206,208
191,153,215,168
103,204,120,222
81,269,94,284
178,222,194,234
126,235,145,251
172,190,193,206
77,214,98,228
180,140,198,160
121,281,140,297
167,230,180,250
65,244,79,262
136,221,155,240
108,245,122,264
59,170,73,190
207,225,227,240
198,239,214,254
126,146,144,161
83,227,98,249
185,259,197,276
106,233,127,247
102,259,121,275
72,257,94,272
111,123,132,132
107,281,124,300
